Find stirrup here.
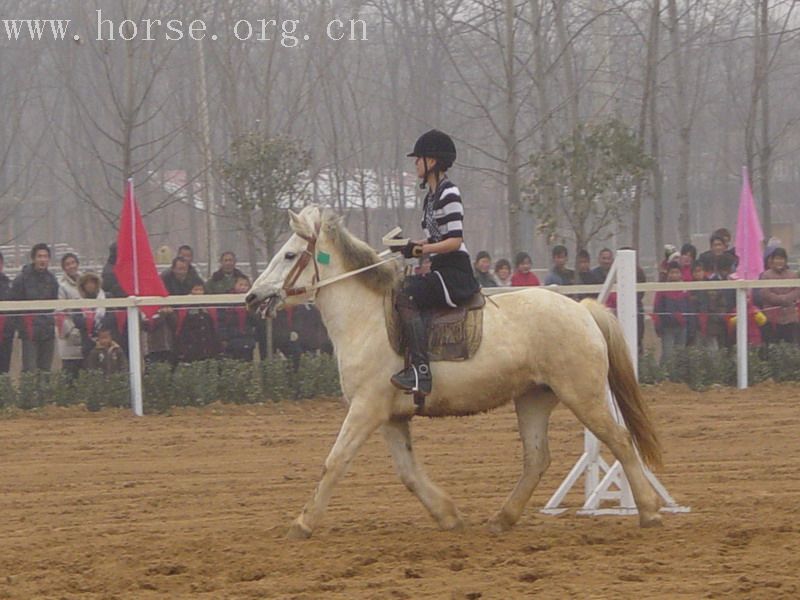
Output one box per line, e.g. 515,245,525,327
391,364,431,395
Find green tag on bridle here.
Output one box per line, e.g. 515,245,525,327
316,250,330,265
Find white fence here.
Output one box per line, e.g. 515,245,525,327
0,277,798,415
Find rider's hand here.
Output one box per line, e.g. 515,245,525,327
401,241,423,259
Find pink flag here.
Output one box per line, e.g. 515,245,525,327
734,166,764,280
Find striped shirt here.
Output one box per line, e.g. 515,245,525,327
421,178,469,257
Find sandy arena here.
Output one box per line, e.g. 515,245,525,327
1,382,798,599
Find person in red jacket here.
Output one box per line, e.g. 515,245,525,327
652,262,690,364
511,252,540,286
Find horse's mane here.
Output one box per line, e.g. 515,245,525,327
320,209,399,294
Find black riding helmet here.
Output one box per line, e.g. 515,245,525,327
408,130,457,188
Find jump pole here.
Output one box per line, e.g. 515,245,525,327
542,249,689,516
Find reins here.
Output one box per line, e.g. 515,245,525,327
281,225,400,300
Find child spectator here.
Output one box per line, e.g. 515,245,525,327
653,262,689,364
175,284,220,363
544,245,575,286
473,251,498,288
493,259,512,286
759,248,800,344
687,260,710,347
679,243,696,281
73,272,107,360
86,327,127,375
511,252,540,286
218,276,259,361
706,253,736,349
658,244,678,282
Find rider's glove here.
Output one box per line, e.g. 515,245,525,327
401,241,423,259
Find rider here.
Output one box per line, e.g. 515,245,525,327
391,130,480,395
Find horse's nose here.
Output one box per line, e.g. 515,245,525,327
245,293,258,306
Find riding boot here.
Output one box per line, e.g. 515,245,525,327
391,306,432,395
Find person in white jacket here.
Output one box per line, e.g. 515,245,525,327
58,255,108,381
57,253,83,380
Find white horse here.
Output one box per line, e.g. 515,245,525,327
246,206,663,539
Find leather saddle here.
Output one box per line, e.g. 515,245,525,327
385,291,485,361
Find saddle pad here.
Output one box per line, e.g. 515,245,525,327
384,291,484,361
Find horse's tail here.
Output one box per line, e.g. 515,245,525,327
580,299,662,470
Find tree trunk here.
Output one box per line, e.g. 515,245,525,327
633,0,660,252
649,7,664,262
242,210,259,280
758,0,772,237
667,0,691,243
553,0,580,132
504,0,524,256
744,1,760,181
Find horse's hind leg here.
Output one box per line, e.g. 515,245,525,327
382,418,463,531
556,385,662,528
488,389,558,534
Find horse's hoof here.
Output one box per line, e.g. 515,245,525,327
639,513,663,529
286,520,313,540
487,512,514,535
439,514,465,532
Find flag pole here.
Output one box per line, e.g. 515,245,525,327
126,177,144,416
129,178,140,296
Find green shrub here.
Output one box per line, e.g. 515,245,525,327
49,371,75,407
259,358,294,401
765,343,800,382
143,362,176,413
16,371,50,410
0,374,15,409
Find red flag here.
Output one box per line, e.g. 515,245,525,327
114,178,167,318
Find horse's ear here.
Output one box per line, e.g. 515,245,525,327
288,209,313,239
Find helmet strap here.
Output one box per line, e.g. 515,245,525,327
419,157,429,189
420,158,442,190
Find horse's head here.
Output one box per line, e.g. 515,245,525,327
246,205,399,317
245,206,328,318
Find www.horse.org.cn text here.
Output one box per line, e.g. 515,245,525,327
2,11,369,46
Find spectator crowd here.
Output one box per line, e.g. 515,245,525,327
0,244,262,378
1,228,797,378
469,228,800,364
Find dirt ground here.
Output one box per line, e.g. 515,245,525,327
0,383,798,599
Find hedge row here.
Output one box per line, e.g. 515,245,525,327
639,342,800,390
0,355,342,413
3,345,798,411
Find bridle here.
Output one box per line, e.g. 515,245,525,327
282,221,322,298
273,220,401,305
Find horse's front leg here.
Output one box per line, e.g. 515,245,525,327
382,418,463,531
287,402,386,539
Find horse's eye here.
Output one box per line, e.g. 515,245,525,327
285,252,297,260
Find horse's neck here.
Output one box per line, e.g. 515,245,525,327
314,277,385,353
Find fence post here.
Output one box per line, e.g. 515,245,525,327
615,250,638,373
126,304,144,416
736,287,748,389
